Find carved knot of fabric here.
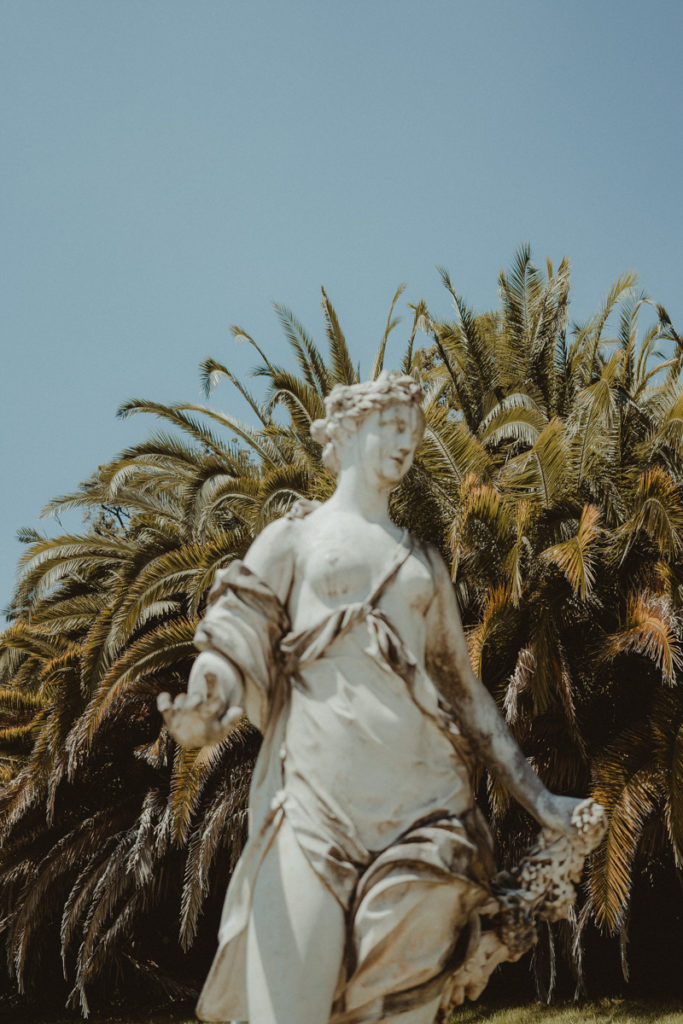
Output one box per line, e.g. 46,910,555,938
278,531,414,679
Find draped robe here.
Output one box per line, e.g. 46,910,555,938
193,534,523,1024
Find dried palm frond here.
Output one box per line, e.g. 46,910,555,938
541,504,601,601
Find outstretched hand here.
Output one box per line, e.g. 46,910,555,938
158,649,245,747
157,691,244,748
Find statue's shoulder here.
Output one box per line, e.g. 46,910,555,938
412,537,452,591
252,499,321,553
245,499,324,579
283,497,323,521
250,511,301,553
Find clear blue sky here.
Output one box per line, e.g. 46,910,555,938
2,0,682,612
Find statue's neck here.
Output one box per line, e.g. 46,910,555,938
328,467,392,524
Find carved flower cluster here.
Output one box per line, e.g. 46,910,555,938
311,372,425,475
495,798,607,937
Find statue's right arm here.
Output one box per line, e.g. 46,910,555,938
157,517,298,747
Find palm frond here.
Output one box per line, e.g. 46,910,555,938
273,303,330,396
264,370,326,432
75,618,198,748
420,406,493,492
230,323,277,373
590,731,661,933
605,591,682,683
467,584,516,678
500,417,568,506
619,466,683,560
541,504,601,600
371,283,406,380
198,357,270,426
320,287,356,385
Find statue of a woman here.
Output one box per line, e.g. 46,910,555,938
158,374,603,1024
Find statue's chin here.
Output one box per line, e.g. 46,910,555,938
370,463,410,488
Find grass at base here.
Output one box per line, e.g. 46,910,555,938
3,999,683,1024
0,1010,194,1024
450,998,683,1024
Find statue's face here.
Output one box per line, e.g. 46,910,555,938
351,402,422,486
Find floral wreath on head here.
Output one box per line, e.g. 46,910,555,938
311,371,425,476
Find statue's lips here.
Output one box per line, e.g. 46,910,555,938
385,457,406,476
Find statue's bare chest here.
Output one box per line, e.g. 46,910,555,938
296,523,434,613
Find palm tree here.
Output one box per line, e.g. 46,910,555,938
0,285,426,1014
419,247,683,992
2,257,682,1013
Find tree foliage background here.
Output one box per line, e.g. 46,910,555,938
2,248,683,1014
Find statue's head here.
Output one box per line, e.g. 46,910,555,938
311,372,425,478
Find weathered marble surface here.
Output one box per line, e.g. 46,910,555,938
158,374,605,1024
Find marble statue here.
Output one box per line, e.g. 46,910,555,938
158,373,606,1024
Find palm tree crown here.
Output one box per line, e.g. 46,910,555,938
1,254,682,1011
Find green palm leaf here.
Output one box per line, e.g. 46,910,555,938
273,303,331,395
605,591,682,683
500,417,568,506
75,618,198,748
590,730,661,932
370,283,407,380
321,287,357,385
541,504,601,600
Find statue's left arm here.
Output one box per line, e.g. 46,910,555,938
423,545,581,835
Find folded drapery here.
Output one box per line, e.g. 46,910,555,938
192,558,605,1024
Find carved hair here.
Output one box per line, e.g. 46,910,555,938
311,372,425,476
